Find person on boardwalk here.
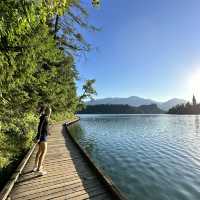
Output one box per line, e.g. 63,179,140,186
33,106,51,175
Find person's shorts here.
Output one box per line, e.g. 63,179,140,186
36,133,48,143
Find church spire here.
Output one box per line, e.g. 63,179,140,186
193,94,197,106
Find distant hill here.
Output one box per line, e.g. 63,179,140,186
77,104,165,114
158,98,187,111
87,96,187,111
87,96,157,107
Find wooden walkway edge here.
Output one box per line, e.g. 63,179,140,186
0,119,127,200
64,123,127,200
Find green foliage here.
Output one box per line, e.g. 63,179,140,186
0,0,97,178
168,96,200,114
78,104,164,114
77,79,97,110
82,79,97,99
51,112,78,123
0,113,37,167
168,103,200,114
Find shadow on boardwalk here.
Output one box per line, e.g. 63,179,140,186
61,125,113,200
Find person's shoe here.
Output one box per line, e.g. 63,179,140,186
32,167,38,172
32,164,39,172
38,169,47,176
33,165,44,172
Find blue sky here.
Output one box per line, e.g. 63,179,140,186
76,0,200,101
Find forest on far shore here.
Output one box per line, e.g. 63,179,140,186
168,95,200,114
78,104,165,114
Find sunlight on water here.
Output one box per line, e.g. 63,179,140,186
69,114,200,200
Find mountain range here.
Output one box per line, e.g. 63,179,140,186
87,96,187,111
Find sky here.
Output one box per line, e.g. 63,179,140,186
76,0,200,102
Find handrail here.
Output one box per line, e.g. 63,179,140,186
0,143,37,200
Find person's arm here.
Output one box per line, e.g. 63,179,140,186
43,117,51,136
37,116,42,134
37,116,45,140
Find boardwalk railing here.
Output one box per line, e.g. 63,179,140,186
0,143,37,200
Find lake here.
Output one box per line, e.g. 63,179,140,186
68,114,200,200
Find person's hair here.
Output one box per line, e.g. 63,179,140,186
39,105,46,115
44,106,51,118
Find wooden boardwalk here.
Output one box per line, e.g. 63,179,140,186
7,122,115,200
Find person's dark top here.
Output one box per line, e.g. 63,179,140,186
37,114,49,140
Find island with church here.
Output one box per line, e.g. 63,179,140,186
168,95,200,114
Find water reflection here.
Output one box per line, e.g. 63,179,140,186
195,115,200,135
70,124,95,155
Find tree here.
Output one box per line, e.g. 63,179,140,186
168,96,200,114
0,0,98,172
77,79,97,110
80,79,97,100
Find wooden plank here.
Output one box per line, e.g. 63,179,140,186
13,180,102,200
25,159,88,171
12,177,83,198
22,164,93,177
15,171,93,187
17,168,90,184
51,185,107,200
14,173,96,191
13,175,81,193
24,157,82,169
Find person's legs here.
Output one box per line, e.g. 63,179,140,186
38,142,47,173
33,144,41,171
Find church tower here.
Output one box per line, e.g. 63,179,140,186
193,94,197,106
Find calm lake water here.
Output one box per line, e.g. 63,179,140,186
68,114,200,200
